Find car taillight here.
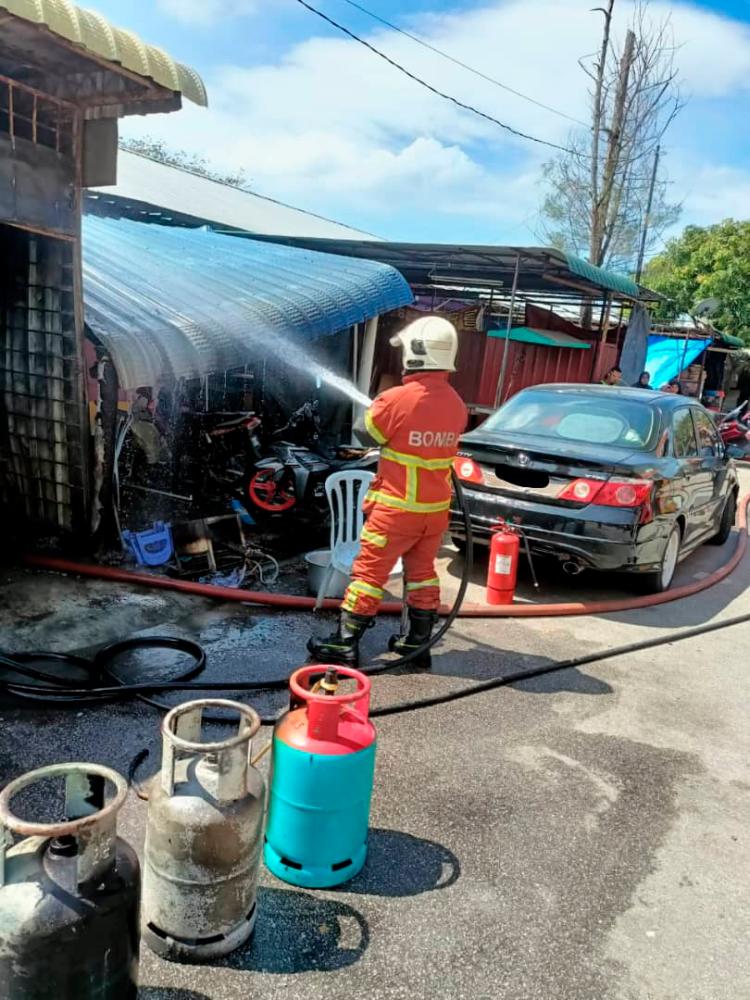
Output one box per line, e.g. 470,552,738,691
453,456,484,484
558,478,654,520
557,478,605,503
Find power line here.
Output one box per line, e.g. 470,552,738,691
294,0,584,158
337,0,589,128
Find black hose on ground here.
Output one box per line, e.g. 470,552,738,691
5,478,749,723
368,471,474,669
371,609,750,716
0,472,476,723
3,611,750,724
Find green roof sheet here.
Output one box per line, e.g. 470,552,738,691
562,252,641,298
717,330,745,348
488,327,591,349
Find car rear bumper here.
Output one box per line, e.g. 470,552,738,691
451,487,667,573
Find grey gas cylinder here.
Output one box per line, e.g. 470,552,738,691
0,763,140,1000
141,698,265,962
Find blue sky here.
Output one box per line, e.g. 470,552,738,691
97,1,750,250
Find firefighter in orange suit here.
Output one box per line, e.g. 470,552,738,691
308,316,467,669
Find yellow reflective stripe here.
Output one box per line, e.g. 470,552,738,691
364,410,387,445
361,527,388,549
343,579,384,611
406,466,417,504
406,578,440,591
365,490,451,514
381,447,454,470
347,580,384,600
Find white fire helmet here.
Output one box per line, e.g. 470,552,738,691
389,316,458,372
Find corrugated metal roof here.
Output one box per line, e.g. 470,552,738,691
246,238,657,302
89,151,378,241
82,216,413,389
717,330,745,348
488,326,591,349
0,1,207,106
561,252,641,299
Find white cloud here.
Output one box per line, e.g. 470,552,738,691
675,163,750,225
128,0,750,240
157,0,258,26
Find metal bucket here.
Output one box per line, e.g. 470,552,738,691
304,549,349,598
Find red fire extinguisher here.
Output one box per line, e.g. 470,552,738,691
486,520,520,605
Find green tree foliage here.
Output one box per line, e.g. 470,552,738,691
645,220,750,341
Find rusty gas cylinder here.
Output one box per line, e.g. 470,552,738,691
141,699,265,962
0,763,140,1000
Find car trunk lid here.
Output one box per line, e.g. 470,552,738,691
460,433,641,507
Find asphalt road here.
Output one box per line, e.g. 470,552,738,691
1,478,749,999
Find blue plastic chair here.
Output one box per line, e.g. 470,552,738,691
122,522,174,567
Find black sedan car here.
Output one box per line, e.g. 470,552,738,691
451,385,739,592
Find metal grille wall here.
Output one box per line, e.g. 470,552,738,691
0,225,85,533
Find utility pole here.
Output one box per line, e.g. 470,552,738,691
634,144,660,284
592,27,636,268
589,0,616,268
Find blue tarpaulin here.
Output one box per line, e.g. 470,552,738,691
82,216,413,388
643,335,711,388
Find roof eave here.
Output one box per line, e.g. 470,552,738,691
0,3,207,110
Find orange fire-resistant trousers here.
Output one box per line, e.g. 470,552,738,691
342,506,448,617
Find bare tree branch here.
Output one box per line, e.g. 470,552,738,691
542,0,683,274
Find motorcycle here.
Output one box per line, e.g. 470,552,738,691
716,401,750,458
244,399,378,520
199,410,264,496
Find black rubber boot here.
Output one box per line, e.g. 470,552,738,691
307,611,373,666
388,608,438,670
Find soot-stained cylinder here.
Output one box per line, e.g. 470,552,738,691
141,699,265,963
0,763,140,1000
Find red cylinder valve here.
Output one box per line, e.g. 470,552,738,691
486,521,520,605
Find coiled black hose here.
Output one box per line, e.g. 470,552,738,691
0,474,474,723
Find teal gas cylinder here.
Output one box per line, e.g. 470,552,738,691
264,665,376,888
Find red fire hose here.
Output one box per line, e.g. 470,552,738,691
23,493,749,619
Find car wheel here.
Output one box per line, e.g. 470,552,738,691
708,492,736,546
640,523,682,594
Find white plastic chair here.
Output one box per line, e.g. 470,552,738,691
314,470,374,610
314,469,406,610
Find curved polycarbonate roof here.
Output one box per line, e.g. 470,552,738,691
82,216,414,389
1,0,207,106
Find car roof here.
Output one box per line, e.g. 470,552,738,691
524,384,695,409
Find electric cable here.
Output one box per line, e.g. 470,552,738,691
294,0,584,157
336,0,589,127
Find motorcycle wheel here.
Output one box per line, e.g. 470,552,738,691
247,468,297,514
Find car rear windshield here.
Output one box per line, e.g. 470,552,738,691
481,389,657,450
